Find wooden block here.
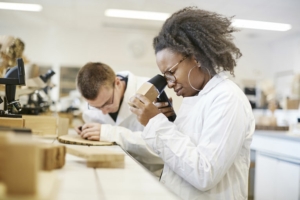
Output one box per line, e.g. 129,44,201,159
0,117,24,128
58,135,113,146
1,141,39,195
23,115,57,136
57,117,69,136
39,144,66,171
136,82,159,102
57,112,73,126
87,161,124,168
67,146,124,162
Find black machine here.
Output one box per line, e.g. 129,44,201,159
0,58,26,118
147,74,176,122
20,69,56,115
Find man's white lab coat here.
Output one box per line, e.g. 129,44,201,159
83,71,164,172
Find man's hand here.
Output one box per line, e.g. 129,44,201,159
74,125,82,134
129,94,160,126
79,123,101,141
154,97,175,118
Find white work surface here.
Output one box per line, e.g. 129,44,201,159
41,131,180,200
250,130,300,200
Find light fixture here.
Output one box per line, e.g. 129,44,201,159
105,9,292,32
232,19,291,31
105,9,170,21
0,2,42,12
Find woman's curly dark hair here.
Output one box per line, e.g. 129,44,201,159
153,7,242,76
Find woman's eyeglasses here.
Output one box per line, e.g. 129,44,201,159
163,56,187,84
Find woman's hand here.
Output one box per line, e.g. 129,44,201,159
129,94,160,126
154,97,175,118
80,123,101,141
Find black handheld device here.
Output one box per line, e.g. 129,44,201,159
148,74,176,122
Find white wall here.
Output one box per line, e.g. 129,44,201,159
1,24,296,112
269,35,300,101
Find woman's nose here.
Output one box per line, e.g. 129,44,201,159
167,81,176,88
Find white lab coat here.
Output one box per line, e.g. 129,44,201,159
83,71,164,172
143,72,255,200
83,71,146,132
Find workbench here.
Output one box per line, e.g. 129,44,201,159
39,130,180,200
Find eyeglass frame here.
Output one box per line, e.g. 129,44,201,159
163,56,187,84
88,82,115,110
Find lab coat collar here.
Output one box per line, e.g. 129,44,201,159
198,72,229,96
115,71,136,125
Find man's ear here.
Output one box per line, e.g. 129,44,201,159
115,76,121,85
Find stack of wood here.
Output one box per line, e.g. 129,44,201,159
0,130,66,198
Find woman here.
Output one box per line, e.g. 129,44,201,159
129,7,255,200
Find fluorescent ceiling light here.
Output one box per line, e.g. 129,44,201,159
0,2,42,12
105,9,170,21
232,19,291,31
105,9,291,32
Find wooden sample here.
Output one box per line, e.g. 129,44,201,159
22,115,69,137
0,117,24,128
39,144,66,171
67,146,124,168
67,146,124,162
0,140,39,195
23,115,57,136
136,82,159,102
58,134,113,146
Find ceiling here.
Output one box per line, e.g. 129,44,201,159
0,0,300,44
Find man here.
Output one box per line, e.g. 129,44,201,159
75,62,170,175
75,62,147,139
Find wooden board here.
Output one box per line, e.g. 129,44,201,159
58,134,113,146
67,146,124,168
23,115,57,136
87,161,124,168
67,146,124,162
0,118,24,128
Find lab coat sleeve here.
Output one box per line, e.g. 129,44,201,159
100,124,163,165
142,93,251,191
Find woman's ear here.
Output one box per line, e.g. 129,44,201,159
192,56,201,68
195,60,201,68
